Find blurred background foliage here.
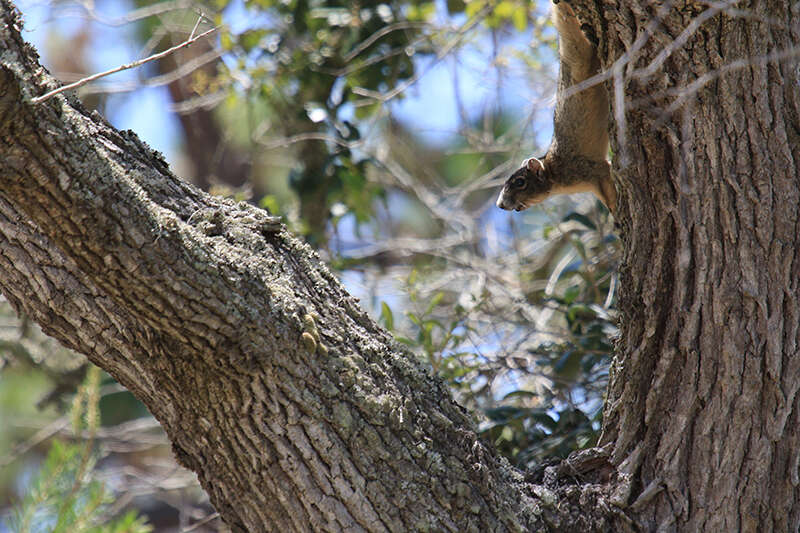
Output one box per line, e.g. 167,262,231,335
1,0,618,530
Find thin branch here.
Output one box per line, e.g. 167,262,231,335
170,91,226,114
657,46,800,116
0,416,70,468
613,63,628,167
30,20,218,104
79,49,224,96
255,131,366,151
181,513,221,532
56,0,199,28
344,21,431,63
350,5,491,105
556,0,677,103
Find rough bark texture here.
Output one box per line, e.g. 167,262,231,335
0,3,618,531
575,0,800,531
3,0,800,530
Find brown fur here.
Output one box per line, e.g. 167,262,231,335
496,1,616,213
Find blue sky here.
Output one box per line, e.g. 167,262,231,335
17,0,556,162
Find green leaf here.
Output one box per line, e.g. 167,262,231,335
239,29,268,52
422,319,439,335
554,349,582,378
485,405,526,422
530,411,559,430
380,302,394,330
407,2,436,21
259,194,281,215
446,0,467,14
502,389,537,400
563,212,596,230
567,304,596,323
425,291,444,314
511,5,528,31
494,1,514,18
11,366,152,533
563,285,580,305
465,0,485,19
354,102,381,120
220,31,235,51
571,237,587,259
500,425,514,442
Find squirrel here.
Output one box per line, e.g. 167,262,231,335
496,1,616,214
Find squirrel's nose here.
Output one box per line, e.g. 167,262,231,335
496,193,509,210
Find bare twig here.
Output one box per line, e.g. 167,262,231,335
55,0,199,28
613,63,628,167
344,21,430,63
351,5,491,105
170,91,227,114
256,132,366,151
79,49,223,96
557,0,677,103
181,512,221,532
31,19,218,104
0,416,70,468
658,46,800,116
633,0,739,80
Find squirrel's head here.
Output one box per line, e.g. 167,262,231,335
496,157,549,211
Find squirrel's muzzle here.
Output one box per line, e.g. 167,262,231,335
496,191,512,210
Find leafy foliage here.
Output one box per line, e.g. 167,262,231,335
379,209,618,468
10,367,151,533
208,0,543,242
211,0,440,240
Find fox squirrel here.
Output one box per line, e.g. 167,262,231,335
496,1,616,213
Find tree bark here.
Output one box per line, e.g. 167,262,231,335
574,0,800,530
0,3,620,531
3,0,799,531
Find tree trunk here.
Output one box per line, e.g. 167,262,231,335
2,0,799,531
577,0,800,530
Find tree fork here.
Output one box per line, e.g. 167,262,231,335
3,0,799,530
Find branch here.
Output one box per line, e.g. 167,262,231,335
0,2,626,530
78,48,224,96
30,18,218,104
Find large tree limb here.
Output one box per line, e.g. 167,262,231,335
0,3,624,531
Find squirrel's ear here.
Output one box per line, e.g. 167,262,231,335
524,157,544,173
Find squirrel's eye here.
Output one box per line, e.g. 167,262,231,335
513,177,525,188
